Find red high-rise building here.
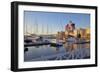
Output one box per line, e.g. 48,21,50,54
65,21,75,32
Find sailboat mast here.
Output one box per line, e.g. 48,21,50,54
33,21,34,34
51,24,52,34
25,23,27,35
36,21,38,34
31,24,33,34
42,23,44,34
47,24,48,34
60,19,63,31
35,18,38,34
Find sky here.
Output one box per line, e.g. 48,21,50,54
24,11,90,35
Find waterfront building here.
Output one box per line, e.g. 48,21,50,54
56,31,66,42
56,21,90,42
65,21,75,32
65,21,76,38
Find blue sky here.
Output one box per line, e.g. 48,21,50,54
24,11,90,34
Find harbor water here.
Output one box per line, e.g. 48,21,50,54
24,40,90,62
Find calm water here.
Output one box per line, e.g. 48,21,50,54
24,42,90,62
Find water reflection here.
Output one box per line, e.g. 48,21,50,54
64,42,90,52
24,42,90,62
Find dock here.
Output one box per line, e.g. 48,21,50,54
24,42,63,47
